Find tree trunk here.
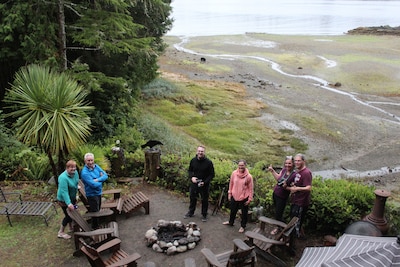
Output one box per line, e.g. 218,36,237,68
47,150,58,186
57,0,67,70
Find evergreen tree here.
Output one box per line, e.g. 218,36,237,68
0,0,173,140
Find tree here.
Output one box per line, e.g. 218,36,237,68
3,64,93,182
0,0,173,140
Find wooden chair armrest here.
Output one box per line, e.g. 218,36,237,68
95,238,122,252
245,231,286,245
258,216,288,228
102,189,121,199
201,248,224,267
74,227,116,237
107,252,141,267
233,238,251,251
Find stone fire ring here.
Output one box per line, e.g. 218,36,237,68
145,219,201,255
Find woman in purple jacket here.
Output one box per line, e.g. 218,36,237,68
268,156,295,234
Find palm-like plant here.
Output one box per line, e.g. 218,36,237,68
4,64,94,182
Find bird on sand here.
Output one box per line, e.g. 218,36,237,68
141,140,164,149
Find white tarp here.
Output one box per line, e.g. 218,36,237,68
296,234,400,267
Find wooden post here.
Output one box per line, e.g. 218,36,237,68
144,149,161,181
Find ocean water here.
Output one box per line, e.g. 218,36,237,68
167,0,400,36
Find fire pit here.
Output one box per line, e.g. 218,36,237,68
145,220,201,255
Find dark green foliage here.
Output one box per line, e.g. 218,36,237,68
157,153,188,192
307,177,375,234
68,62,139,141
0,0,173,143
386,201,400,236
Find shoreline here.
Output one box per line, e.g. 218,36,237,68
159,33,400,190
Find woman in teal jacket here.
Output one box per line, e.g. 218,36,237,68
56,160,79,239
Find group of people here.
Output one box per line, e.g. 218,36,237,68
56,153,108,239
184,145,312,238
56,145,312,241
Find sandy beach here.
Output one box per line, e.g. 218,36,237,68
159,33,400,190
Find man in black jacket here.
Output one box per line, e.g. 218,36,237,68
184,145,215,222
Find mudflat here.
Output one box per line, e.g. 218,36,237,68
159,33,400,190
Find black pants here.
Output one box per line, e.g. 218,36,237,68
188,184,209,217
88,195,102,229
228,197,249,228
59,201,76,227
273,192,288,222
290,204,308,238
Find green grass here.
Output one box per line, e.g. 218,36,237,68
140,77,301,164
0,207,79,267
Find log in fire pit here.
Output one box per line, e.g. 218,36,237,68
145,220,201,255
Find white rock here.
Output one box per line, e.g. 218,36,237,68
166,246,177,255
152,243,163,253
145,229,157,239
187,228,193,237
192,230,201,237
176,245,188,253
188,242,196,250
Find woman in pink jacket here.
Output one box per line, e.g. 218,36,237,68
223,160,254,233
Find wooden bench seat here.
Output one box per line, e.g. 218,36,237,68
121,191,150,217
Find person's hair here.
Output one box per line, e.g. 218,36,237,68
295,153,306,161
66,160,76,168
197,145,206,150
84,152,94,160
238,159,247,165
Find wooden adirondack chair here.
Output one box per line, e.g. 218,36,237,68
201,238,256,267
78,179,150,217
244,216,298,267
67,208,119,256
79,237,141,267
78,180,124,214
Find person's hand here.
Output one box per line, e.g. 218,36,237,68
245,200,251,206
67,204,75,210
191,177,198,183
288,185,297,193
228,195,231,201
268,164,274,172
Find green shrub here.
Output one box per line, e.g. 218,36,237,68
386,201,400,235
69,144,110,172
307,177,375,234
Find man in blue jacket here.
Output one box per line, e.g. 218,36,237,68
81,152,108,229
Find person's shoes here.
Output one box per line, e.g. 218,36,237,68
222,221,233,226
238,227,245,233
184,213,193,219
202,216,208,222
57,232,71,239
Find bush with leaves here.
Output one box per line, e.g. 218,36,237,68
69,144,110,173
386,201,400,236
307,177,375,234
